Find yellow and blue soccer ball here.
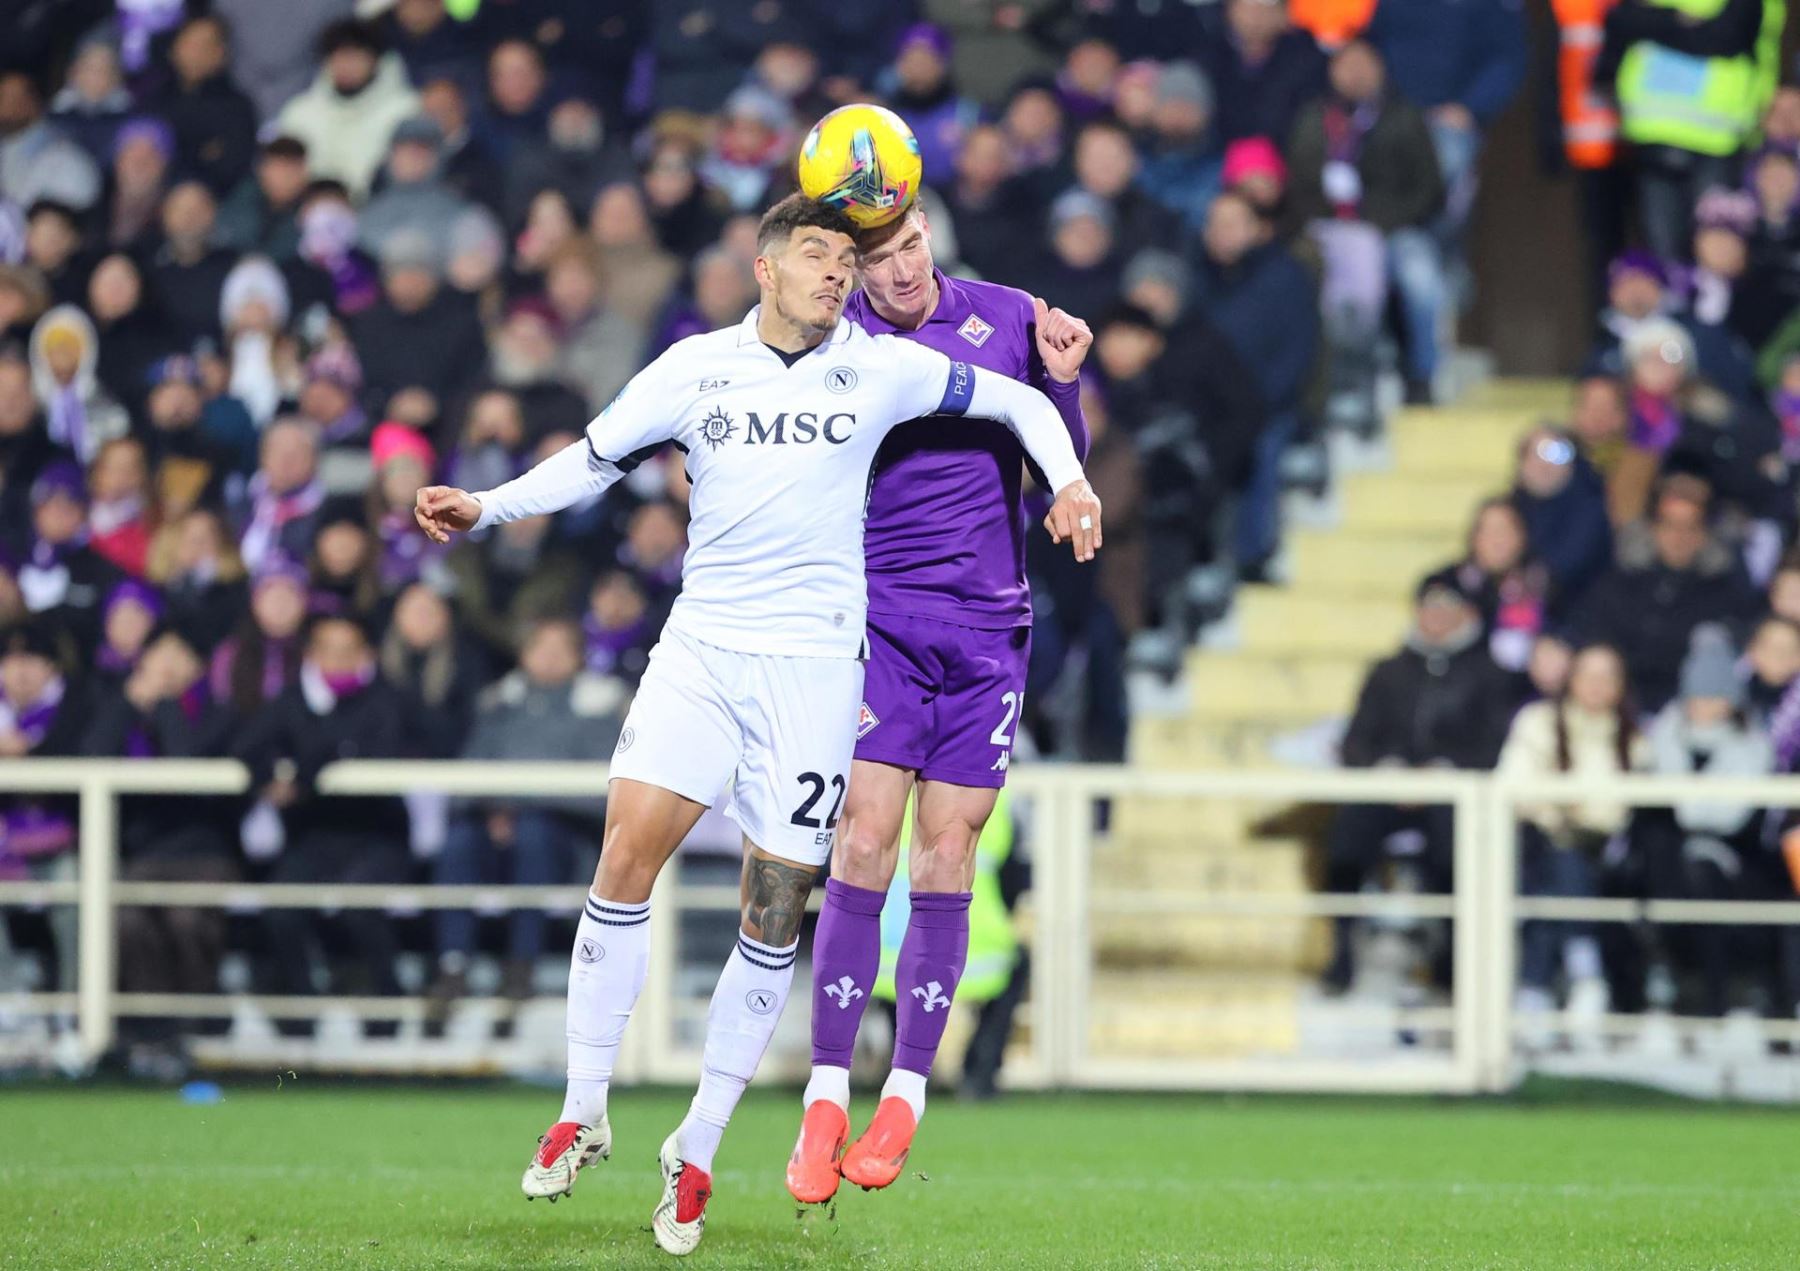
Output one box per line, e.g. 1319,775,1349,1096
797,104,922,230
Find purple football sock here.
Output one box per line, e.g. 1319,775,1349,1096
891,891,971,1078
809,878,886,1069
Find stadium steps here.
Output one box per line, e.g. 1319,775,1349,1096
1098,379,1564,1058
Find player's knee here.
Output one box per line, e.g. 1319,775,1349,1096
592,836,660,902
832,812,898,889
911,821,979,892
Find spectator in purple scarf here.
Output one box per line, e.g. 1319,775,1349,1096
882,24,978,183
368,421,446,596
16,460,121,654
0,619,85,996
582,568,656,688
208,554,307,720
95,578,164,686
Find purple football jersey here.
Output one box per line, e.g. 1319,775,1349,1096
846,270,1089,630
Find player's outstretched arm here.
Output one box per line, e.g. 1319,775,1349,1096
963,365,1103,563
413,438,611,542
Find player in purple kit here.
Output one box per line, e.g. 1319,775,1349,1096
788,205,1092,1203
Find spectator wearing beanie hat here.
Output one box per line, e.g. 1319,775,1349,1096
360,116,472,270
1037,189,1124,331
369,421,446,596
883,24,980,182
1644,625,1776,1016
49,35,134,166
105,117,174,254
17,459,122,651
349,227,487,424
1137,61,1225,232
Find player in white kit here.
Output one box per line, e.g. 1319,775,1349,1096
413,195,1101,1258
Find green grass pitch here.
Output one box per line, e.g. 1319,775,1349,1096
3,1082,1798,1269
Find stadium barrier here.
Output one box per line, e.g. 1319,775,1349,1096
2,761,1799,1092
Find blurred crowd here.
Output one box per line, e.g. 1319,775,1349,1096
0,0,1536,1059
1328,0,1800,1039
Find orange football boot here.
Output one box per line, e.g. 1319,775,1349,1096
786,1100,849,1203
839,1097,917,1190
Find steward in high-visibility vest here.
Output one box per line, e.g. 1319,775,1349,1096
1612,0,1785,157
873,789,1020,1007
1554,0,1623,168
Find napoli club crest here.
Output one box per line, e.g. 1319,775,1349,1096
958,314,994,348
856,703,880,739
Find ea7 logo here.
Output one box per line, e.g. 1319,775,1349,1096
698,377,730,392
958,314,994,347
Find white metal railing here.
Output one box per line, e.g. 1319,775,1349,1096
2,761,1799,1091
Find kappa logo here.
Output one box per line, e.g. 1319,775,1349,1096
576,938,604,964
958,314,994,348
824,365,858,394
856,703,880,739
911,980,951,1013
700,406,736,450
745,989,778,1016
823,975,864,1010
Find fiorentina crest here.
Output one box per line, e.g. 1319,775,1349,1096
958,314,994,348
856,703,880,738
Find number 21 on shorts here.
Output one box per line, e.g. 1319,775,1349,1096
991,690,1021,772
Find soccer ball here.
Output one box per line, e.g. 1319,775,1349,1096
797,104,922,230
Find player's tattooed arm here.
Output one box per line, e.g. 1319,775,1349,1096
740,853,817,945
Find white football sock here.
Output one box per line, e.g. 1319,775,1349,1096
677,931,797,1172
803,1064,851,1111
558,893,651,1127
881,1067,928,1122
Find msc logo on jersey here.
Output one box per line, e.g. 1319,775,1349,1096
700,407,736,449
856,703,880,738
958,314,994,347
824,366,858,394
743,411,857,445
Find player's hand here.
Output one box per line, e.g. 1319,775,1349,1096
1044,478,1103,562
414,486,482,544
1032,296,1093,383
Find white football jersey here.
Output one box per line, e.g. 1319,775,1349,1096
472,307,1083,659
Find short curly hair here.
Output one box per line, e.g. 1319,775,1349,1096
756,194,857,255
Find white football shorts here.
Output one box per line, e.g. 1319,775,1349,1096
608,624,864,867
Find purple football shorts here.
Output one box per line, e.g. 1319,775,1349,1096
853,611,1030,788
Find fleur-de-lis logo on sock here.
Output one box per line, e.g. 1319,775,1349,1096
823,975,864,1009
911,980,951,1013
